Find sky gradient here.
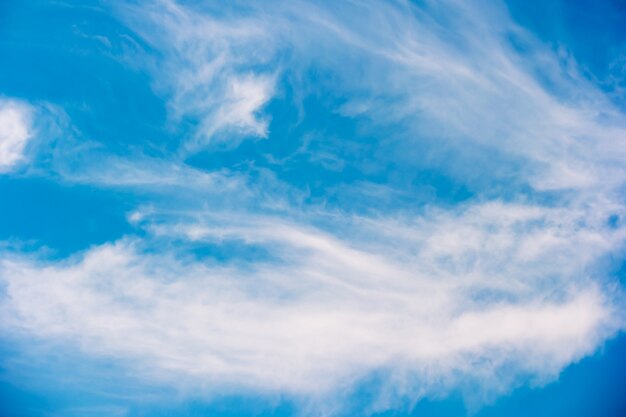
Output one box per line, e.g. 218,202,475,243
1,1,626,416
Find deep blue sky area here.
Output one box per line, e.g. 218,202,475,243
0,1,625,416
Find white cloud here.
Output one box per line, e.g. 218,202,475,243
119,0,626,195
296,0,626,195
0,99,33,173
2,0,626,414
1,200,623,409
122,0,278,151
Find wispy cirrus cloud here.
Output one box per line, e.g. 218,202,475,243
119,0,626,196
122,0,279,151
1,0,626,415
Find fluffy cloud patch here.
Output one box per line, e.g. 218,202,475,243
123,0,277,151
1,200,623,407
0,99,33,172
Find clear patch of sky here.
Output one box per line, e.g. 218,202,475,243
0,177,135,257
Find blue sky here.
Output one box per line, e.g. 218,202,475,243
1,1,626,416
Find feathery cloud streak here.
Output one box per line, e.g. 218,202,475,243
1,0,626,414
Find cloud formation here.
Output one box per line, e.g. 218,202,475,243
1,0,626,414
2,199,623,408
0,99,33,173
124,0,278,151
